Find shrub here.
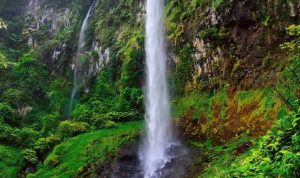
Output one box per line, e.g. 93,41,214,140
57,121,89,138
91,117,105,128
44,144,67,167
171,44,194,95
0,52,9,69
92,116,117,129
93,111,137,122
21,149,38,164
103,120,118,129
0,102,17,125
34,134,61,154
40,112,60,134
0,145,24,178
17,127,40,147
91,50,99,59
1,89,23,107
198,26,225,40
44,155,60,167
72,104,91,122
0,123,15,144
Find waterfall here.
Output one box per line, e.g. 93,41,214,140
68,4,93,118
139,0,174,177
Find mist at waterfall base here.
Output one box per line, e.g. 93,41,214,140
65,1,195,177
67,5,93,118
138,0,185,177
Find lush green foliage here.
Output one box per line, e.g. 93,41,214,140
1,4,144,176
28,121,141,177
199,107,300,177
70,0,145,124
191,0,224,10
166,0,225,43
0,18,7,29
0,0,299,177
172,85,228,120
0,145,24,177
198,26,225,40
57,121,89,138
197,26,300,177
171,44,194,95
22,149,39,164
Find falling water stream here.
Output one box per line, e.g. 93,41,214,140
68,4,94,118
139,0,176,177
67,1,196,177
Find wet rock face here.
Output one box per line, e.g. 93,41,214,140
192,38,223,84
91,41,110,75
95,144,142,178
184,0,300,90
96,143,199,178
74,42,110,91
25,0,109,78
26,0,73,34
25,0,81,73
230,0,256,28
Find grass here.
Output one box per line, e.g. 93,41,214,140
28,121,142,178
234,88,280,119
192,134,255,178
190,0,224,11
0,145,24,178
172,92,212,120
173,87,278,122
172,87,228,120
197,107,300,177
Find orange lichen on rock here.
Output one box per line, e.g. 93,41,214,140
178,88,281,144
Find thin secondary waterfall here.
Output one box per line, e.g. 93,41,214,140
139,0,174,177
68,5,93,118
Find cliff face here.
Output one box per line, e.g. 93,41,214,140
4,0,298,143
24,0,109,77
4,0,300,83
168,0,299,90
23,0,298,87
165,0,300,143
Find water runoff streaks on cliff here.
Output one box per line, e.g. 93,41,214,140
139,0,178,177
68,3,94,118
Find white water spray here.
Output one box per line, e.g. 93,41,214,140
68,5,93,118
139,0,174,177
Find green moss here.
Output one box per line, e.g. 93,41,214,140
234,90,261,112
28,121,142,178
211,0,224,10
0,145,24,178
166,0,226,42
250,88,278,120
213,86,228,119
94,0,142,47
173,92,210,120
198,107,299,177
166,0,186,43
172,84,228,120
79,54,89,64
171,44,194,95
196,134,254,178
57,120,89,138
233,88,280,119
118,28,144,89
197,52,300,177
198,26,225,40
